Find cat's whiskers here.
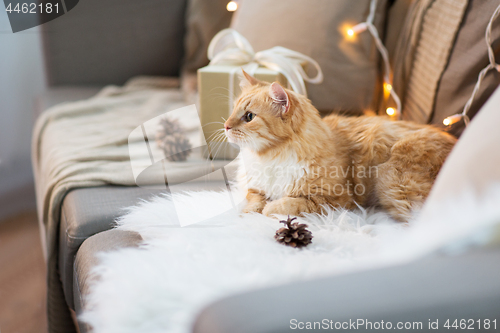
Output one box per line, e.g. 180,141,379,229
237,129,261,151
204,129,226,162
208,87,240,108
214,86,240,103
213,131,227,144
229,129,245,142
212,142,225,160
210,131,229,160
202,121,225,128
206,128,225,142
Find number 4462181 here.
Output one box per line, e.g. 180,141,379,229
444,319,496,330
5,2,59,14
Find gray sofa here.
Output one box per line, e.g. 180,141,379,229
36,1,500,332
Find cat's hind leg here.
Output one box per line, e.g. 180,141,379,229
374,129,455,222
375,162,429,222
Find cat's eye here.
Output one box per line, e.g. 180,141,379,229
244,112,255,122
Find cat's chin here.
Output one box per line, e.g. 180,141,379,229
226,139,252,152
225,136,237,145
225,133,241,145
228,139,246,149
226,133,264,152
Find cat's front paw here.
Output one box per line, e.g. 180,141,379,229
242,201,266,214
263,197,305,217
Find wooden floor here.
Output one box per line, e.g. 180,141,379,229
0,211,48,333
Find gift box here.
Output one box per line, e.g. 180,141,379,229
198,28,323,160
198,65,288,160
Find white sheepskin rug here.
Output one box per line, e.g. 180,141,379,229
80,187,500,333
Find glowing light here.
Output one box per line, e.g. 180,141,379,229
346,22,368,38
386,107,396,116
443,114,462,126
226,1,238,11
384,82,392,92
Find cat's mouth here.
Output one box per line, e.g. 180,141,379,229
225,129,245,145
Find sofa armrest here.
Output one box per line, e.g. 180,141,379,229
59,186,166,310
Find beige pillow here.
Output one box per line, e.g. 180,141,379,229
230,0,389,114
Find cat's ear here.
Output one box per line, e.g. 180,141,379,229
239,69,260,90
269,82,290,114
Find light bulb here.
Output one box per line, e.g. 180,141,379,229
346,22,368,37
226,1,238,11
386,107,396,116
443,114,462,126
384,82,392,92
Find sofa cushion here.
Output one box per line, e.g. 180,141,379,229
230,0,389,115
73,229,142,333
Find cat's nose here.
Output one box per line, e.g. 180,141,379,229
224,124,231,131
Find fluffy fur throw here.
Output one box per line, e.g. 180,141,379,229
80,187,500,333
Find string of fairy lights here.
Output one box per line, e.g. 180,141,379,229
226,1,500,127
345,0,401,118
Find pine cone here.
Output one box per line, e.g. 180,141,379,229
156,117,192,162
157,117,183,136
274,216,313,248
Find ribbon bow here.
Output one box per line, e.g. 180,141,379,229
207,29,323,97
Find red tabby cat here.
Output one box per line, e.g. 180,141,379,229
224,70,457,221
